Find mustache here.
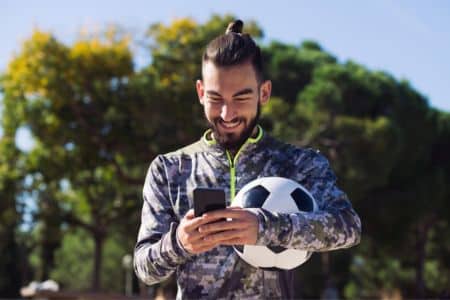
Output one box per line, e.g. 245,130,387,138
214,117,244,124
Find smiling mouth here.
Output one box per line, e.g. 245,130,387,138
219,119,241,129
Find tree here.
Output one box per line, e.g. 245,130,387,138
262,40,450,297
1,16,262,292
0,134,26,296
1,14,449,297
1,29,141,290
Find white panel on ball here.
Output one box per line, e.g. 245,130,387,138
232,177,317,270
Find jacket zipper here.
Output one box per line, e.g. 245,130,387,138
226,151,236,204
212,126,262,205
226,143,248,205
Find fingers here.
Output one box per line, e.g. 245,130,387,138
205,229,256,246
203,229,240,243
228,206,243,210
184,208,250,231
182,219,242,245
202,208,251,222
178,223,219,254
183,215,215,231
178,207,258,253
198,220,245,234
180,227,206,243
185,209,195,219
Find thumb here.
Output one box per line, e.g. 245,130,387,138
184,209,195,220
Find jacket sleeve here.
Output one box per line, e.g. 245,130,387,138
253,150,361,252
134,155,192,285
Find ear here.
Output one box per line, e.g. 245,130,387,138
259,80,272,105
196,79,205,105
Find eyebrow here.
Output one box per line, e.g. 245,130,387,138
206,88,254,98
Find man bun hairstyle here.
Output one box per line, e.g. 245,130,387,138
202,19,264,83
225,20,243,34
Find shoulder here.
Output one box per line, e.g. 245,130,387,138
147,139,207,177
263,134,327,165
158,139,207,166
164,139,207,157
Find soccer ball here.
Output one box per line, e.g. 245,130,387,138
232,177,318,270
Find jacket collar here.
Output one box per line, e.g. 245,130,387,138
201,125,265,162
202,125,264,148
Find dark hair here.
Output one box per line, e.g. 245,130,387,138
202,20,264,83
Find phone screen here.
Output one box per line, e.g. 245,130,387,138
193,187,226,217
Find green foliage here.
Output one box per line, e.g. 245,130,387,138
344,241,415,298
51,229,93,290
263,40,336,103
0,136,25,296
1,28,141,290
259,21,449,298
50,229,129,292
0,14,449,298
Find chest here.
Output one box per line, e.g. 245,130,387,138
168,153,308,220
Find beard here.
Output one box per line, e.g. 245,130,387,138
209,104,261,152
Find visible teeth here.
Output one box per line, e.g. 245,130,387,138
222,121,240,128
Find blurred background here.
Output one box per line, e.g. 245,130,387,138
1,0,449,299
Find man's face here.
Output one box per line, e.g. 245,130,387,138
196,61,271,151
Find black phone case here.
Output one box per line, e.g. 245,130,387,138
193,187,226,217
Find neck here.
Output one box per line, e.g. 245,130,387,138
226,125,260,157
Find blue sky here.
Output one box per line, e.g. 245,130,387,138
1,0,450,148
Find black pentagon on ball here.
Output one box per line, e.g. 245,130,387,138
234,245,244,253
241,185,270,208
290,188,314,212
268,245,287,254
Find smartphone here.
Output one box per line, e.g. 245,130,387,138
193,187,226,217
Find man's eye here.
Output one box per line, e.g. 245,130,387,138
208,98,222,103
235,98,250,102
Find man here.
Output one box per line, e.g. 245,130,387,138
134,20,361,299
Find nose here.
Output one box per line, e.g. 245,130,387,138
220,103,237,121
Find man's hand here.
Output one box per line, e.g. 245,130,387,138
177,208,259,254
198,207,259,246
177,209,222,254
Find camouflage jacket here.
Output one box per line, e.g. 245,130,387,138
134,126,361,299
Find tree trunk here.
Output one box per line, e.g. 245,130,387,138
41,222,61,281
321,252,330,279
92,231,105,291
415,215,436,298
41,239,57,280
321,252,339,300
415,224,426,298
